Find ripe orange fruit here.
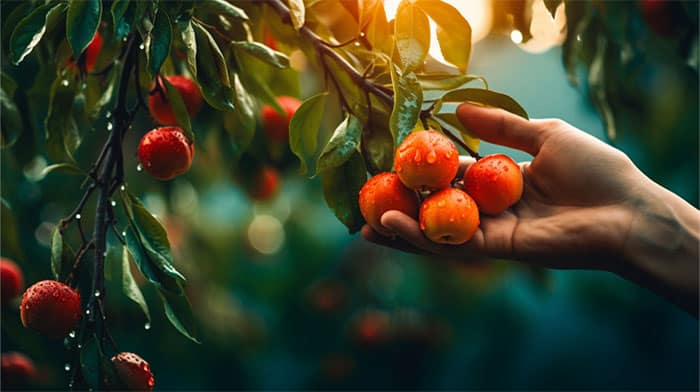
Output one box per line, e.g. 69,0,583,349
420,188,480,245
463,154,523,215
358,172,419,237
1,258,23,304
137,127,194,181
148,75,203,126
261,96,301,142
394,130,459,192
111,352,155,391
20,280,81,339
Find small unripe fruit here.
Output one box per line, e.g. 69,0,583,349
111,352,155,391
148,75,203,126
1,352,37,388
250,167,280,201
394,130,460,191
463,154,523,215
358,172,419,237
1,258,23,304
20,280,81,339
420,188,480,245
138,127,194,181
261,96,301,142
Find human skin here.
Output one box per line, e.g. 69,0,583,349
362,103,699,317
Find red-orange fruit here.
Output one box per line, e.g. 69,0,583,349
111,352,155,391
394,130,460,191
1,352,37,388
261,96,301,142
250,167,280,201
263,27,279,51
463,154,523,215
84,31,103,72
358,172,419,237
148,75,203,126
420,188,480,245
20,280,81,339
1,258,23,304
137,127,194,181
640,0,678,36
352,309,391,346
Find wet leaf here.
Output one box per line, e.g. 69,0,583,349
147,9,172,77
416,0,471,72
390,65,422,147
441,88,528,119
289,92,327,175
66,0,102,57
321,151,366,234
121,246,151,323
394,1,430,71
10,2,66,64
232,41,289,69
316,114,362,175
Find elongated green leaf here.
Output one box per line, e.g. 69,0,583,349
121,247,151,323
39,163,84,180
197,0,248,21
321,151,366,233
316,114,362,175
162,77,193,141
1,73,21,148
45,72,80,163
193,21,234,110
50,227,75,281
88,60,122,119
111,0,129,31
289,93,327,175
147,9,172,77
364,1,391,52
288,0,305,30
158,287,200,343
416,0,471,72
66,0,102,57
10,3,65,64
232,41,289,69
390,66,423,147
434,113,480,154
121,190,185,295
179,20,197,77
112,0,134,39
441,88,528,119
417,73,487,91
394,1,430,72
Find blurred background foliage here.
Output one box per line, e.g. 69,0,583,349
2,0,698,390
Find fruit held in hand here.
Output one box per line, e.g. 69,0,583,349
20,280,80,339
148,75,203,125
463,154,523,215
420,188,480,245
1,258,23,304
261,96,301,142
250,166,280,201
111,352,155,391
359,172,419,237
1,352,37,388
138,127,194,180
394,130,460,191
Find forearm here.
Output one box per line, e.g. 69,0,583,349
620,181,699,316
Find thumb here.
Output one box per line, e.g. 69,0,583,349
456,103,546,156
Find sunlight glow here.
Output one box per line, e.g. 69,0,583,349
518,0,567,53
510,29,523,44
383,0,493,65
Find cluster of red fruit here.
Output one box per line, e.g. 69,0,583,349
0,258,155,390
359,130,523,245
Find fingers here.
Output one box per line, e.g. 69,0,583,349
360,225,427,255
456,103,546,156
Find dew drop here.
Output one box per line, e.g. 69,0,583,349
122,231,127,237
105,111,112,119
61,79,69,87
449,216,455,222
136,163,143,172
144,322,151,330
426,150,437,164
111,200,117,207
64,363,71,371
68,383,74,389
359,32,366,38
85,309,91,315
94,290,101,298
139,43,145,50
77,343,82,349
120,185,126,191
81,82,87,90
413,150,422,163
445,150,453,159
106,122,113,131
354,41,361,47
75,214,81,220
69,330,76,338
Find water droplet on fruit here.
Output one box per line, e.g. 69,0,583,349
449,216,455,222
414,150,422,163
396,164,402,173
61,79,69,87
148,378,155,387
437,200,446,207
69,330,76,338
420,222,426,230
144,322,151,330
426,150,436,164
461,213,466,218
106,122,113,131
75,214,81,220
64,363,71,371
136,163,143,172
445,150,453,158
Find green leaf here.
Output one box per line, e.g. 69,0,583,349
440,88,528,119
179,20,197,77
50,227,75,281
417,73,487,91
1,73,21,148
162,77,194,141
45,72,80,164
416,0,471,72
235,50,284,115
87,60,123,120
147,9,172,77
158,287,200,343
112,0,134,39
197,0,248,21
361,95,394,174
121,190,185,295
111,0,129,31
363,1,391,52
433,113,480,154
321,151,367,234
223,75,256,162
66,0,102,57
588,36,616,140
289,92,327,175
121,246,151,323
390,66,423,147
232,41,289,69
288,0,305,30
38,163,84,180
193,21,234,110
316,114,362,175
10,3,65,64
394,1,430,72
